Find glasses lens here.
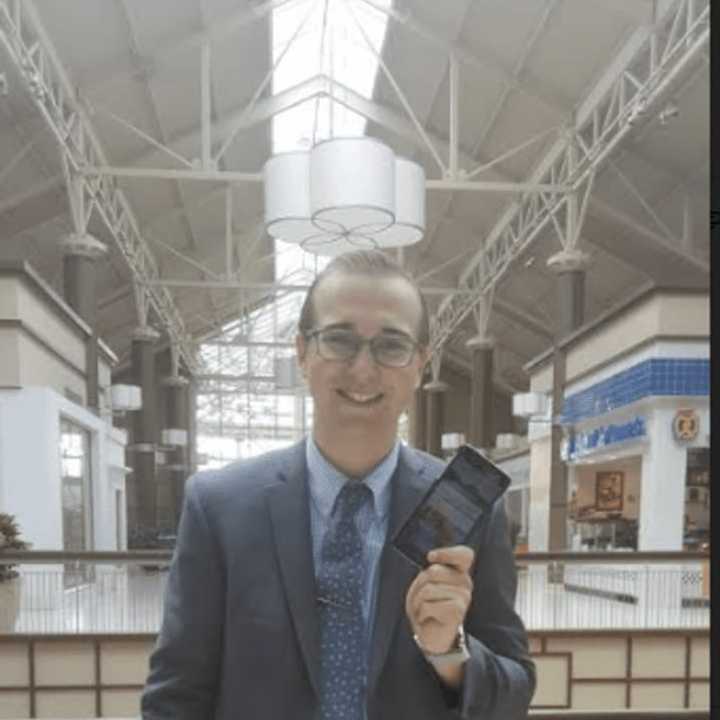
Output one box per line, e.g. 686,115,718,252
314,329,416,367
316,329,359,360
372,335,415,367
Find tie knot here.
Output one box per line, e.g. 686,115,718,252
334,481,372,520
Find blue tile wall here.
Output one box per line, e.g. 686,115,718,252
560,358,709,424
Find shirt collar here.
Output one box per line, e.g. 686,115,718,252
305,434,398,521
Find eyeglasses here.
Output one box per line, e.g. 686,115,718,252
304,326,421,368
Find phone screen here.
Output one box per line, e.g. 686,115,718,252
391,445,511,567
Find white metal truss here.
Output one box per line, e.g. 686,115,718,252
428,0,709,356
0,0,708,373
469,289,494,342
0,0,199,372
79,161,563,195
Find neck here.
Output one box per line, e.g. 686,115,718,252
312,425,397,479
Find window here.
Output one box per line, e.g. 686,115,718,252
59,418,93,587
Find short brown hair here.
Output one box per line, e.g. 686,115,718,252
298,249,430,346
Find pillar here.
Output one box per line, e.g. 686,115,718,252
130,326,160,536
60,233,107,412
424,379,448,458
408,388,426,450
547,250,589,555
187,376,198,475
494,392,515,436
466,336,494,451
162,373,190,529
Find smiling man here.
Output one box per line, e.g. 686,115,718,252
142,249,535,720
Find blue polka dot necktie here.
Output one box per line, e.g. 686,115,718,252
317,482,372,720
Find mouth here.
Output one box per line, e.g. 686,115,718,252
336,389,384,406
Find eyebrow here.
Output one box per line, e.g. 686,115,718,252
320,322,414,339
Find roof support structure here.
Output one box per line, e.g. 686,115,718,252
428,0,709,355
80,0,295,92
78,164,564,194
147,278,473,296
468,0,561,163
357,0,571,113
343,0,446,174
0,0,198,372
79,68,567,194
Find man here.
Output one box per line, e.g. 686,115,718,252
142,249,535,719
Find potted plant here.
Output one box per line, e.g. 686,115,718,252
0,513,30,631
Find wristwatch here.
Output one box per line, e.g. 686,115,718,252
413,625,470,668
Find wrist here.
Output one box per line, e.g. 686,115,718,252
413,625,470,668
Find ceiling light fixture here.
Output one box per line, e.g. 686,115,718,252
263,136,426,255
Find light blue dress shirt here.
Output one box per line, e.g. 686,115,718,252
305,435,398,714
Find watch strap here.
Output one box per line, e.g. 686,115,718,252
413,625,470,667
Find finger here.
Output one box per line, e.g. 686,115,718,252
406,569,437,619
425,562,474,590
405,575,420,618
410,583,472,621
416,597,468,626
427,545,475,572
407,565,472,616
406,563,473,626
411,592,471,627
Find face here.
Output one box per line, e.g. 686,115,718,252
296,272,429,444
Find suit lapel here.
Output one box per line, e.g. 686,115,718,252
266,441,322,697
367,446,431,694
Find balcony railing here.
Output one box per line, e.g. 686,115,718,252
0,550,709,634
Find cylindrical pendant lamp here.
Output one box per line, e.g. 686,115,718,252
309,137,395,234
263,151,315,242
372,156,425,246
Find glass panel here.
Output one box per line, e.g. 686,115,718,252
271,0,392,150
59,418,93,588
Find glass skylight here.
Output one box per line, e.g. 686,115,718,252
271,0,392,152
196,0,392,468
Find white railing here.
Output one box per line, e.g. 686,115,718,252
0,551,709,634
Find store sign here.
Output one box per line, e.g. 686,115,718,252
672,409,699,443
563,416,647,460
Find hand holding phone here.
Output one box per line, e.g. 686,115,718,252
391,445,511,568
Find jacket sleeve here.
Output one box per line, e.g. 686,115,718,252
458,498,536,719
141,474,226,720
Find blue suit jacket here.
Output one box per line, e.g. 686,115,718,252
142,440,535,719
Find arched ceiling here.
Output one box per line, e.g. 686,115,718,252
0,0,709,390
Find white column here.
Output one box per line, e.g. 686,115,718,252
638,406,688,625
639,407,686,551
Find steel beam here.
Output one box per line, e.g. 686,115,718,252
79,164,563,194
469,0,560,161
357,0,572,113
429,0,709,355
147,278,473,295
110,73,564,193
0,0,198,372
78,0,295,92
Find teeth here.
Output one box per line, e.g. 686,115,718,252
345,391,379,403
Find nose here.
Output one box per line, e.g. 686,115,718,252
347,342,379,377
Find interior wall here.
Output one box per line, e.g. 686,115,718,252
573,457,642,520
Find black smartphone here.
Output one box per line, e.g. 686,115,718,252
391,444,511,568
